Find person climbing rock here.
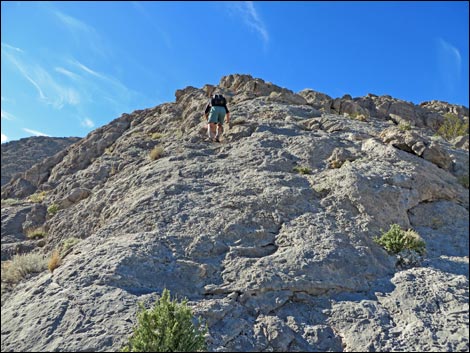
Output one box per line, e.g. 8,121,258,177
204,93,230,142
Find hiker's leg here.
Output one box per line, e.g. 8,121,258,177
211,123,217,138
215,123,224,139
207,107,220,140
215,107,225,140
207,123,217,139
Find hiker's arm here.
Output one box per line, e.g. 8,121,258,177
224,105,230,123
204,103,211,120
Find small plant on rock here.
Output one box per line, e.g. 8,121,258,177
398,122,412,131
457,174,469,189
293,165,311,175
121,288,207,352
437,113,469,140
231,117,246,126
60,237,81,256
28,191,47,203
48,250,61,273
1,253,47,284
328,159,343,169
151,132,165,140
1,198,21,207
373,224,426,256
149,146,164,161
25,226,47,240
47,203,59,216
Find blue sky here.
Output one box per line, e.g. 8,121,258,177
1,1,469,143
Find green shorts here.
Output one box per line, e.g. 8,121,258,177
208,106,226,125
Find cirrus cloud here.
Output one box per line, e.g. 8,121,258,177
436,37,462,95
228,2,269,48
23,128,50,137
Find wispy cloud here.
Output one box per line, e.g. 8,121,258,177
2,45,80,109
1,42,23,53
2,46,47,100
70,59,107,80
23,128,50,137
53,9,109,58
1,110,15,121
81,117,95,128
69,59,130,93
1,133,8,143
54,10,94,33
229,2,269,47
1,96,15,103
55,66,82,80
436,37,462,95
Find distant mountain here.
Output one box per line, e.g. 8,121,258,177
1,74,468,352
1,136,81,186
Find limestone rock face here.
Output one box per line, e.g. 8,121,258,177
1,136,80,187
1,74,468,352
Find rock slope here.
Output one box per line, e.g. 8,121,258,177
1,74,468,352
1,136,80,186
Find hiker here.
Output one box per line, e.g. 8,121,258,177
204,93,230,142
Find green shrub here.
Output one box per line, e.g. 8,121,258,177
457,174,469,189
47,203,60,216
122,288,207,352
25,226,46,239
373,224,426,256
347,112,367,121
398,122,412,131
1,198,21,207
293,165,311,175
149,146,164,161
60,237,81,256
437,113,469,140
328,159,343,169
1,253,47,284
231,118,246,126
28,191,47,203
151,132,165,140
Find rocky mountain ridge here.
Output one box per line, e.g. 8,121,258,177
1,74,468,352
1,136,81,187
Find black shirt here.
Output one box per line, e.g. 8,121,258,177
204,99,229,115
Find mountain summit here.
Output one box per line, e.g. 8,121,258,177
1,74,469,352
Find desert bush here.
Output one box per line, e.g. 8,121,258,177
28,191,47,203
48,250,61,273
175,129,184,139
1,198,21,207
437,113,469,140
149,146,164,161
457,174,469,189
105,146,114,154
47,203,60,216
1,253,47,283
231,117,247,126
121,288,207,352
328,159,343,169
398,122,412,131
293,165,311,175
348,112,367,121
374,224,426,256
151,132,165,140
60,237,81,255
25,226,46,239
